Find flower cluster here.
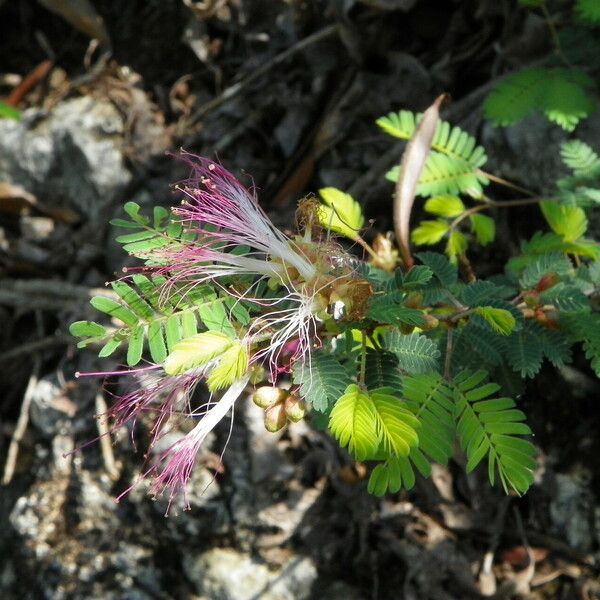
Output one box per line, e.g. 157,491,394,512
77,154,372,510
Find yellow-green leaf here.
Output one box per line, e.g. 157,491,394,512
328,384,379,460
370,389,420,457
206,342,249,391
164,331,233,375
474,307,516,335
470,213,496,246
411,220,449,245
317,187,364,241
424,195,465,218
445,230,468,262
540,201,587,242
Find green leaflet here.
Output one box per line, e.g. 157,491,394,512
377,110,487,170
317,187,364,241
452,370,536,494
561,140,600,176
382,331,440,374
73,274,241,366
328,384,379,460
415,251,457,286
540,201,588,242
484,68,596,131
364,350,404,394
292,352,352,412
576,0,600,23
474,307,516,336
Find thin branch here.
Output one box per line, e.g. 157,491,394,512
95,393,121,481
186,24,339,125
2,358,41,484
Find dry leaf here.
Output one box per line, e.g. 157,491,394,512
37,0,110,46
393,93,448,267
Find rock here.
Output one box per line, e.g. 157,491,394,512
0,97,131,220
183,547,317,600
549,467,596,551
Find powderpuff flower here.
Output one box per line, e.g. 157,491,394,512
118,375,250,513
156,153,317,285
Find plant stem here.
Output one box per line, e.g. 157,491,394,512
355,234,379,260
359,330,367,387
444,328,454,380
478,170,537,197
449,195,552,231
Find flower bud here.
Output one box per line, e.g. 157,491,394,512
253,386,288,409
264,402,288,432
284,395,308,422
535,272,560,293
420,314,439,331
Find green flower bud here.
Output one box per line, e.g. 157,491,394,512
253,386,288,409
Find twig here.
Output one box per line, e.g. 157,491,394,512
95,393,120,481
2,358,41,484
0,334,72,364
186,24,339,125
444,328,454,380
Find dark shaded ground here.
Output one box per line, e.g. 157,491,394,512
1,1,599,599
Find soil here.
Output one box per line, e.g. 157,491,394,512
1,1,599,599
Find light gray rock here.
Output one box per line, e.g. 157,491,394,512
0,97,131,219
549,468,596,551
183,547,317,600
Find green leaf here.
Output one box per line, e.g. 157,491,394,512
506,323,544,377
164,331,233,375
540,283,589,312
452,370,535,494
111,281,155,320
383,331,440,374
98,338,122,358
402,373,454,464
368,463,390,496
368,297,427,327
292,352,352,412
90,296,139,327
127,325,145,366
371,389,420,457
206,343,249,391
198,300,236,337
123,201,150,225
561,313,600,376
387,153,489,198
561,140,600,175
474,307,516,336
364,350,404,394
376,110,487,171
445,230,468,262
0,101,21,120
328,384,379,460
576,0,600,25
147,321,167,363
424,195,465,217
470,213,496,246
317,188,364,241
69,321,107,338
461,281,512,306
520,252,573,288
411,220,449,245
415,252,458,286
398,266,433,288
540,201,587,242
484,68,596,131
